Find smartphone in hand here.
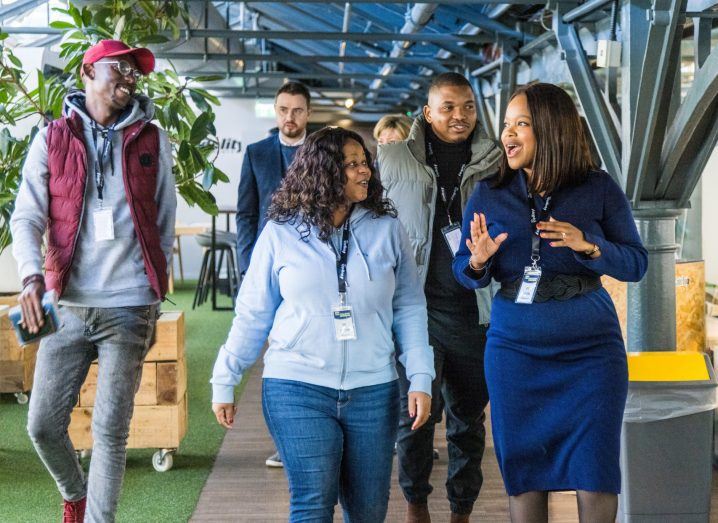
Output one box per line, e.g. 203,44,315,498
9,290,60,346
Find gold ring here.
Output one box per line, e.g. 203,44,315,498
562,232,566,239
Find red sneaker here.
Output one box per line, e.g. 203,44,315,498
63,497,86,523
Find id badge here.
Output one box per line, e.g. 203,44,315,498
332,305,357,341
441,223,462,257
515,266,542,304
93,207,115,242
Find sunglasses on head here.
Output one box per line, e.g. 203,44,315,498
97,60,143,80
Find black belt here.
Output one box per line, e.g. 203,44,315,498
500,274,602,303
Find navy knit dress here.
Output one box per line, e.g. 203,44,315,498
452,170,647,496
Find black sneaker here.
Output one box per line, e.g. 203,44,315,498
265,451,283,468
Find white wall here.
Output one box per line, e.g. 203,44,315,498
174,97,276,280
702,147,718,285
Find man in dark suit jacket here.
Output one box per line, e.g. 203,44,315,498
236,81,311,275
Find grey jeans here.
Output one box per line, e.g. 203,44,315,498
27,304,159,523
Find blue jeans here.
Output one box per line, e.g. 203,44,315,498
262,378,400,523
27,305,158,523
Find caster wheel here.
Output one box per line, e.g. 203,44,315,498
75,449,91,460
152,450,173,472
15,392,29,405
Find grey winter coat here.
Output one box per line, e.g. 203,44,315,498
377,115,501,324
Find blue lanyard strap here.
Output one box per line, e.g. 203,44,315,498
528,192,552,268
336,211,352,300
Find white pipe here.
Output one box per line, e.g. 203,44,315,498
339,2,352,76
367,3,438,97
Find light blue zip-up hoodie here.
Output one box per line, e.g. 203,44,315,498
211,206,435,403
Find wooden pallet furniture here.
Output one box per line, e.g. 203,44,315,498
69,311,188,471
0,302,39,404
603,260,706,351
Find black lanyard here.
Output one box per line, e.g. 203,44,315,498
91,121,116,202
335,213,352,302
427,141,470,226
528,192,552,268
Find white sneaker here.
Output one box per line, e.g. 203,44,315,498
265,451,283,468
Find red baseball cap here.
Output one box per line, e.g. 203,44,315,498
82,40,155,75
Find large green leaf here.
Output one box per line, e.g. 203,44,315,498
49,21,76,29
191,75,224,83
189,112,212,145
189,89,210,112
202,165,215,191
139,34,170,44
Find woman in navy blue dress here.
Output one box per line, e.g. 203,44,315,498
452,83,647,523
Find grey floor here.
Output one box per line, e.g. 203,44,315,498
191,361,718,522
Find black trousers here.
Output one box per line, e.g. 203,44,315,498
396,308,489,515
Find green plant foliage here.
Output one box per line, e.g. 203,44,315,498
0,0,227,252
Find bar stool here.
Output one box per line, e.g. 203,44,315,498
192,231,239,309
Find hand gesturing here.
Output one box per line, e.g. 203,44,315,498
466,212,508,269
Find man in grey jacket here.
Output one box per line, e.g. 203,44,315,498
378,72,501,523
11,40,175,523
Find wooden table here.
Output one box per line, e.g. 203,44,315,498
170,223,209,293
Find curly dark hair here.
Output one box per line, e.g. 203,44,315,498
268,126,396,242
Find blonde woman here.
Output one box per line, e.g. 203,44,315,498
373,114,412,145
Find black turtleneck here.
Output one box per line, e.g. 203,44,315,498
424,124,480,314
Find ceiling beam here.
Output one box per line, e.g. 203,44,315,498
562,0,615,23
156,51,471,66
179,70,430,82
0,27,495,44
184,0,537,4
184,29,493,44
445,5,529,42
207,88,408,100
0,26,60,34
0,0,46,21
213,85,412,94
248,2,390,54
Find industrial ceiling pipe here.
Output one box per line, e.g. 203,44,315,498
367,3,439,98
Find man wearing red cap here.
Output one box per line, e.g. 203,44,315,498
11,40,175,523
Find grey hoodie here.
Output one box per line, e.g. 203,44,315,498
11,90,176,307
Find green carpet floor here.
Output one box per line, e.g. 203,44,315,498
0,283,241,522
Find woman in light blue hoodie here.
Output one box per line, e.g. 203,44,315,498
211,127,434,522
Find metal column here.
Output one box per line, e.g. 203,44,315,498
627,208,681,351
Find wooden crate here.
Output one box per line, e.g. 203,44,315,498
0,305,39,393
79,357,186,407
0,306,22,361
157,358,187,405
0,294,20,308
0,344,38,393
69,309,187,453
146,311,185,362
603,260,706,351
69,393,188,450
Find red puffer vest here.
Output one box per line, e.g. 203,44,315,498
45,111,168,300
